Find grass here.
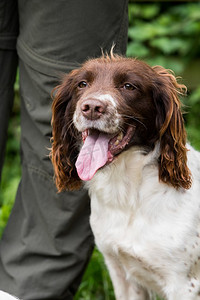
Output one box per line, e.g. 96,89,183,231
75,248,115,300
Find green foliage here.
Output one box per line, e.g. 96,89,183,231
0,91,21,237
127,2,200,72
185,86,200,150
75,248,114,300
128,1,200,153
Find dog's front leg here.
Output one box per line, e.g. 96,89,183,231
104,254,151,300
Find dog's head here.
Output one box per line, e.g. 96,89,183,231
51,54,192,191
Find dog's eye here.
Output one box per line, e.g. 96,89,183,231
123,83,136,90
78,81,88,89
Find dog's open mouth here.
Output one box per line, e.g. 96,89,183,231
75,126,135,181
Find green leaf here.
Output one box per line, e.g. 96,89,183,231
146,56,184,74
128,23,157,41
140,4,160,19
127,42,149,58
188,86,200,105
150,37,187,55
129,3,160,20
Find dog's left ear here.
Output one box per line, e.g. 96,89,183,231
152,65,192,190
51,70,82,192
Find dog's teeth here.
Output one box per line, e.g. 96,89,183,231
114,132,124,145
118,132,123,141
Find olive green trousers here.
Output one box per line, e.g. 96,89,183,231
0,1,128,299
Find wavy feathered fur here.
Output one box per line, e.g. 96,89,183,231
152,65,192,189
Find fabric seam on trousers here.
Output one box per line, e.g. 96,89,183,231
26,164,53,183
17,38,81,76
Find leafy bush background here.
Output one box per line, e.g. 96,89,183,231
127,1,200,152
0,2,200,299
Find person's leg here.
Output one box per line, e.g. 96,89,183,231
0,1,129,299
17,0,128,67
0,58,94,299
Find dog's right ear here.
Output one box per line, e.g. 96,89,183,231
51,70,83,192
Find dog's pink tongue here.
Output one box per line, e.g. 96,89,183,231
75,132,110,181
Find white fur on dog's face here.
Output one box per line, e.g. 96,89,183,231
73,92,121,134
71,57,157,143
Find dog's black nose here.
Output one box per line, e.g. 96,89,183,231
81,99,107,120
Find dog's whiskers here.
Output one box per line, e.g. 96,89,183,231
121,114,147,129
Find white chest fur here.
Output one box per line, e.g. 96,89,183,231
87,146,200,299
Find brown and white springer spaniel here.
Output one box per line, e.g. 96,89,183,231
51,54,200,300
